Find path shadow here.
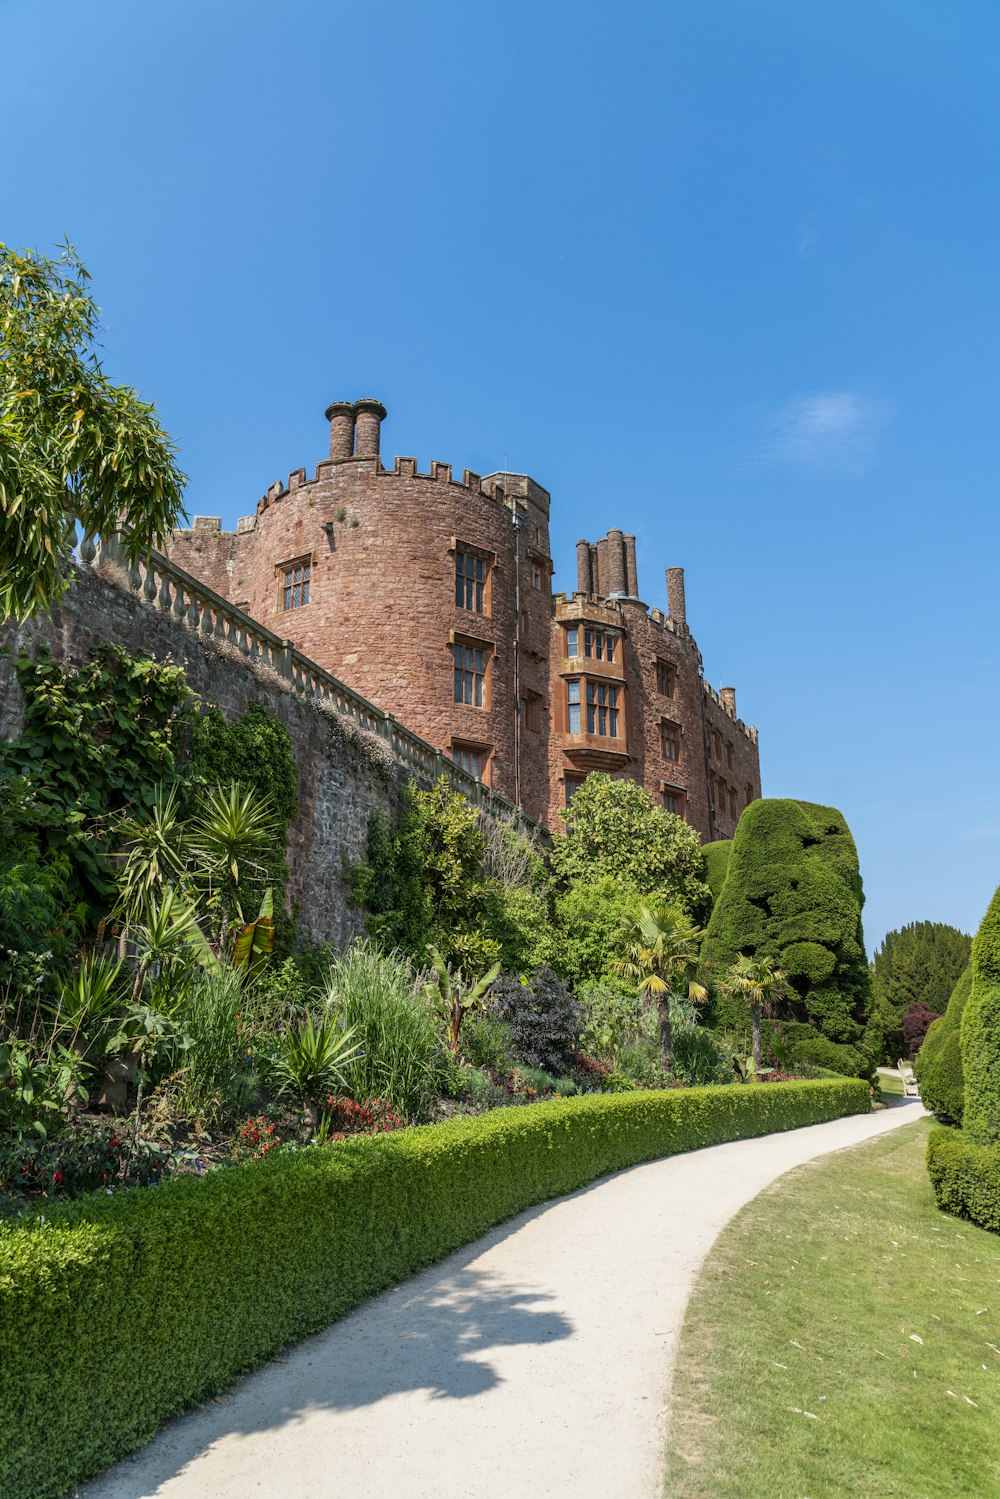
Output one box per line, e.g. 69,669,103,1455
78,1251,574,1497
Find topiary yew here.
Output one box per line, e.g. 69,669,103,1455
700,799,871,1058
702,840,732,904
961,884,1000,1146
915,965,970,1125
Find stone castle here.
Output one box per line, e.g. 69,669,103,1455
167,397,761,837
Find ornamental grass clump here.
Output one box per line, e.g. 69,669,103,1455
323,941,444,1120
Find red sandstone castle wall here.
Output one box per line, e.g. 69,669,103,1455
168,400,762,841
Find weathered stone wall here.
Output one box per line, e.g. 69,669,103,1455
0,565,410,949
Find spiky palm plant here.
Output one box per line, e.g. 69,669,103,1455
720,953,788,1067
613,902,706,1073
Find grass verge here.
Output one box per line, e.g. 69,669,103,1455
664,1119,1000,1498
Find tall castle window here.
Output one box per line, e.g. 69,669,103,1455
455,551,486,613
566,626,580,658
453,643,486,707
656,658,676,697
660,719,681,762
584,629,616,662
586,681,619,736
567,679,582,733
280,559,311,610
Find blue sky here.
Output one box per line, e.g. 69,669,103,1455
4,0,999,952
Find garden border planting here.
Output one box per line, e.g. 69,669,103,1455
0,1079,867,1499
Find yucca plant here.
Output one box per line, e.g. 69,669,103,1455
270,1013,362,1135
189,783,280,952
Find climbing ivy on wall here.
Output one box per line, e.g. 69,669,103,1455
2,645,194,915
2,648,300,927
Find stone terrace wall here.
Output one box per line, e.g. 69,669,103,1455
0,564,412,949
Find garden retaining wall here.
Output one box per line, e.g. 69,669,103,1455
0,563,413,947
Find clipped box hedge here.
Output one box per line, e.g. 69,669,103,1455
0,1079,867,1499
926,1124,1000,1235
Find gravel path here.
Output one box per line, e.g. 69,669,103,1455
79,1098,924,1499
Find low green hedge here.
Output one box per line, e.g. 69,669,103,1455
926,1124,1000,1235
0,1080,868,1499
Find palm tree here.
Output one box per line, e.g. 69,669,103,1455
614,902,706,1073
720,953,788,1066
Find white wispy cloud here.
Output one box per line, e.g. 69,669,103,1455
760,391,894,474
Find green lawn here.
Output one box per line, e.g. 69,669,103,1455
878,1069,906,1099
664,1121,1000,1498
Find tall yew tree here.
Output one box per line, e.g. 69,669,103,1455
0,242,185,620
871,920,971,1059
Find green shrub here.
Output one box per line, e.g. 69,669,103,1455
926,1125,1000,1236
486,966,583,1074
781,1022,867,1079
701,799,872,1049
702,840,732,903
0,1078,868,1499
323,942,444,1120
673,1025,726,1086
552,875,643,989
915,966,971,1125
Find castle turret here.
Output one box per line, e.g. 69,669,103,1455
720,686,736,715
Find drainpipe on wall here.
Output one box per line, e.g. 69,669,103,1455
698,663,716,843
512,509,522,808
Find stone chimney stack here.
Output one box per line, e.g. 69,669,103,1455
605,529,627,594
597,537,614,598
623,534,638,597
720,686,737,716
325,401,356,461
353,398,387,458
666,566,687,629
576,539,593,593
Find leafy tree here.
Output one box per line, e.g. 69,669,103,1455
902,1001,941,1059
871,921,971,1061
613,902,706,1073
720,954,788,1067
701,799,872,1063
549,773,710,921
0,242,185,621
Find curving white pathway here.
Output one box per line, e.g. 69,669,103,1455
80,1099,924,1499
